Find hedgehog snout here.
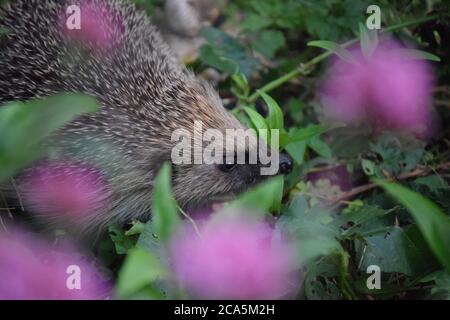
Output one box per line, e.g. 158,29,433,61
278,152,293,174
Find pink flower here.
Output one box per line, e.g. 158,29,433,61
169,215,300,299
0,229,110,299
59,1,124,52
18,162,109,226
320,39,435,137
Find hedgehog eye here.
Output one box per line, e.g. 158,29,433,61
218,162,236,173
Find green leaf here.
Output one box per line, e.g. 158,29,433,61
0,93,98,181
231,73,249,95
285,141,306,165
258,91,284,130
116,247,168,299
243,106,270,140
304,255,344,300
277,196,342,264
378,181,450,271
359,22,378,58
336,204,390,238
414,175,449,192
279,131,291,149
230,175,284,214
240,13,271,31
109,224,137,255
397,48,441,62
252,30,286,59
200,27,259,76
199,45,238,74
151,163,181,242
308,40,355,63
370,133,424,177
308,137,332,158
355,226,437,276
288,125,327,144
124,220,146,236
419,270,450,298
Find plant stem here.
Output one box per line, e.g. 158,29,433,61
331,162,450,204
383,14,439,32
339,252,357,300
248,14,440,102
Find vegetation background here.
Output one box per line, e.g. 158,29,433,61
1,0,449,300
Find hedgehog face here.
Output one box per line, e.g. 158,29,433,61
171,161,267,210
170,130,279,210
167,81,284,210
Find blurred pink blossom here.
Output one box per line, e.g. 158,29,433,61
59,1,124,52
0,229,110,299
320,39,435,137
18,162,109,225
169,214,300,299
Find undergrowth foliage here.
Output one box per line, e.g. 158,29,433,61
1,0,450,300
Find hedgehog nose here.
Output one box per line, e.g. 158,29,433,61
279,153,293,174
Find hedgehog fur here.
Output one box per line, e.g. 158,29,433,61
0,0,272,233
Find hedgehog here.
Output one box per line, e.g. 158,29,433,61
0,0,291,233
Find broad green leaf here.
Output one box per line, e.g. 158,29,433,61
279,131,291,149
0,93,98,181
414,175,449,192
230,175,284,214
199,45,238,74
109,224,137,255
419,270,450,299
355,226,437,276
370,133,424,176
151,163,181,242
252,30,286,59
288,125,327,144
285,141,306,165
116,247,168,299
258,91,284,130
240,13,271,31
137,219,162,253
308,137,332,158
379,181,450,271
0,93,97,145
277,196,342,264
336,204,390,238
200,27,259,76
304,255,344,300
136,219,171,297
308,40,355,63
